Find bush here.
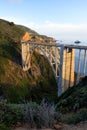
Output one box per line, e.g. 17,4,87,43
0,123,11,130
23,102,38,127
36,99,57,127
0,100,59,128
6,85,28,103
3,104,23,125
65,109,87,124
23,99,57,128
0,101,23,125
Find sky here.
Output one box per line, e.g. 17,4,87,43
1,0,87,42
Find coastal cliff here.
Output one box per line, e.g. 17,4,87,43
0,19,57,102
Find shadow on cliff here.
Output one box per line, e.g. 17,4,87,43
0,41,21,65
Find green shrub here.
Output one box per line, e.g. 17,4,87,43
56,82,87,113
0,123,11,130
0,101,23,125
6,85,28,103
23,99,58,128
3,105,23,125
0,100,60,128
66,109,87,124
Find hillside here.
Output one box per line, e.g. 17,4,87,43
57,77,87,113
0,19,57,103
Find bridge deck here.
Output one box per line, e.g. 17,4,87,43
21,41,87,49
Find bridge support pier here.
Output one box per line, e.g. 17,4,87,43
58,46,64,96
58,47,75,96
21,42,31,71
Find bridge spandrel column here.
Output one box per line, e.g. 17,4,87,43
58,46,64,96
21,43,31,71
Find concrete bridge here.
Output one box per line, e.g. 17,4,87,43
21,40,87,96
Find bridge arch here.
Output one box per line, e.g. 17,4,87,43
29,44,60,80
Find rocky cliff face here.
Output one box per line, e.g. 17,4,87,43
30,35,55,43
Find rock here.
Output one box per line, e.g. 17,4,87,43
14,128,27,130
74,40,81,44
37,128,54,130
16,122,22,127
54,124,62,130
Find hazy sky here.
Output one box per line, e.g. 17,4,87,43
1,0,87,42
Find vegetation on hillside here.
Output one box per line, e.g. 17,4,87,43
0,100,59,129
57,77,87,113
56,77,87,124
